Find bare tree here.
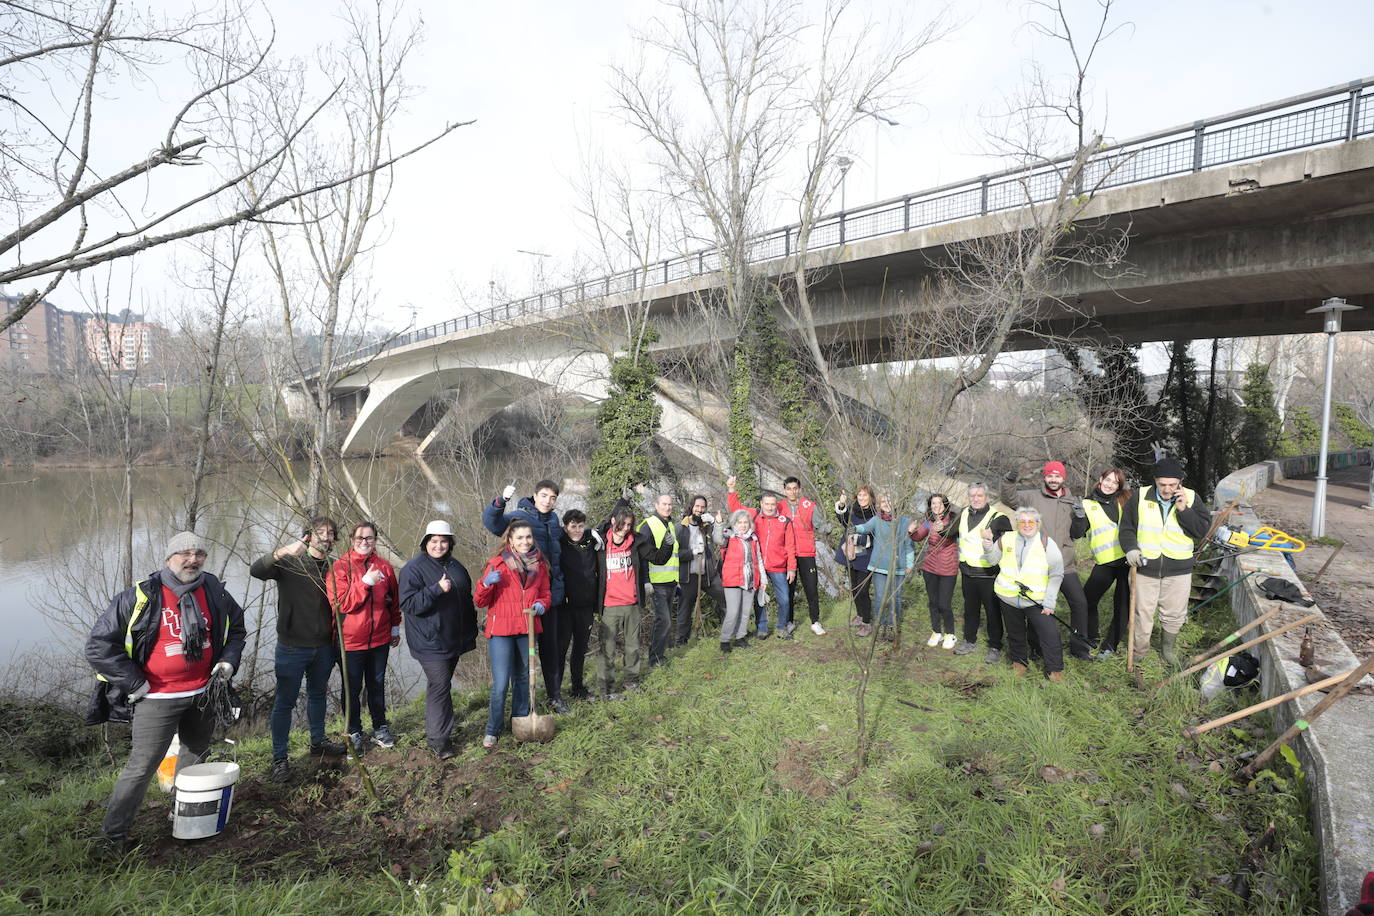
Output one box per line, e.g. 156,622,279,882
1334,332,1374,507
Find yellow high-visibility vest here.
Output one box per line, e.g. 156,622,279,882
1083,499,1125,564
958,507,1004,567
1135,487,1196,560
641,515,679,584
993,532,1051,604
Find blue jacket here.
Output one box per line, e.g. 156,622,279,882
481,496,564,606
854,515,916,576
399,549,478,661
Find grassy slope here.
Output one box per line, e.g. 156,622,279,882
0,592,1318,915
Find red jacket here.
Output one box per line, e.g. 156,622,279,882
912,516,960,576
727,493,797,573
719,531,767,588
327,550,399,651
782,497,819,558
474,554,551,638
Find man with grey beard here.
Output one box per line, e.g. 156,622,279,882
86,531,246,853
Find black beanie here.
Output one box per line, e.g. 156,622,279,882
1153,457,1185,480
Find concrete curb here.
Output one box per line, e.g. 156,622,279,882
1213,453,1374,915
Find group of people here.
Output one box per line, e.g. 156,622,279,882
84,459,1210,850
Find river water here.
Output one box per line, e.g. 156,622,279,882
0,457,588,704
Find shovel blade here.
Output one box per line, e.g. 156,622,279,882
511,713,556,743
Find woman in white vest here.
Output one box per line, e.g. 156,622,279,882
1081,468,1132,658
982,507,1066,681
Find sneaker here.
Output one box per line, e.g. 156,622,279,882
953,640,978,656
732,638,751,649
434,743,457,760
482,734,497,750
604,691,624,702
569,686,591,700
720,642,732,654
849,615,865,628
309,739,347,757
811,621,827,636
551,698,571,714
778,629,794,640
270,758,290,782
624,680,642,693
983,647,1001,664
784,621,797,637
856,623,872,638
348,732,366,757
372,725,396,748
941,634,958,650
1097,648,1115,659
94,834,135,860
927,632,942,647
757,631,771,640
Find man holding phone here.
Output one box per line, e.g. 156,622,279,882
251,516,345,781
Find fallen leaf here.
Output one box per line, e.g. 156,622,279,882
702,673,714,680
1088,824,1106,837
1170,782,1193,801
1051,876,1066,892
602,857,621,868
1039,765,1066,783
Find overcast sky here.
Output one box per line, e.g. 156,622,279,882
18,0,1374,330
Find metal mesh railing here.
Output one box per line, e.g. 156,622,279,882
324,77,1374,372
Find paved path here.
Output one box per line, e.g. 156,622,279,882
1250,465,1374,658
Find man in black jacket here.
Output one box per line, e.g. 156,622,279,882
399,519,478,758
86,531,246,850
251,516,345,781
597,502,674,698
558,509,602,701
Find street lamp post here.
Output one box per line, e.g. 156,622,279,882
856,108,899,200
1308,296,1362,537
836,155,853,214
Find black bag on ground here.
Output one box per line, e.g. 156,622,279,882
1223,651,1260,689
1259,577,1315,607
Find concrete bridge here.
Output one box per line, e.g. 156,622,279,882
289,77,1374,459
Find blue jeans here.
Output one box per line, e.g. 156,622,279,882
271,644,335,759
871,571,906,627
486,635,529,738
756,571,793,636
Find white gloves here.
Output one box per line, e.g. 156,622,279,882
361,569,383,586
1125,549,1144,568
501,484,517,501
128,682,149,704
212,661,234,681
701,513,714,525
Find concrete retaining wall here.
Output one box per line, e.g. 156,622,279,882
1212,453,1374,915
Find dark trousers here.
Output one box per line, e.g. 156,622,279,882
103,695,214,839
1084,560,1132,652
648,582,677,666
340,643,389,735
270,643,334,760
416,655,459,751
923,571,957,633
848,566,873,623
679,574,726,643
535,602,566,700
961,574,1002,649
559,600,596,695
1058,571,1092,659
789,556,821,624
999,599,1064,674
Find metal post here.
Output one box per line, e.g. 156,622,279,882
1308,297,1361,537
1347,86,1361,141
980,177,989,216
1192,122,1205,172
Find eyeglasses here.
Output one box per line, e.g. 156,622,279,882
353,535,376,543
1017,520,1037,527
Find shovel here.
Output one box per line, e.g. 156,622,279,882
511,608,556,743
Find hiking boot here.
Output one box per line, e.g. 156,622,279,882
348,732,366,757
856,623,873,638
983,647,1001,664
433,743,457,760
953,640,978,656
849,615,865,629
309,739,347,757
604,691,624,702
624,680,642,693
1097,648,1115,659
1161,631,1180,667
778,629,794,640
784,621,797,637
270,758,290,783
757,630,771,641
811,621,827,636
569,686,591,700
372,725,396,748
927,632,942,647
1047,671,1066,683
1011,662,1028,677
94,834,135,861
550,698,571,715
720,641,732,654
941,634,958,650
733,637,751,649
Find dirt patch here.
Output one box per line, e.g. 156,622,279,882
1250,465,1374,657
133,747,532,879
774,738,836,798
940,674,995,698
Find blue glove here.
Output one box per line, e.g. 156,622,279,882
532,601,546,616
482,568,501,586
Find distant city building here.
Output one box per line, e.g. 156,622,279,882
1,294,166,375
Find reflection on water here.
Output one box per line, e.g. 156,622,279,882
0,456,590,702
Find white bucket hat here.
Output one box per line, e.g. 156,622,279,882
423,520,454,538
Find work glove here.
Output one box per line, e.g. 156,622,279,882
1125,549,1143,568
531,602,545,616
361,569,383,587
128,682,150,704
482,568,502,586
1072,499,1085,519
212,661,234,681
701,513,714,525
501,484,517,501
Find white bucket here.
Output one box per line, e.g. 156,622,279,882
172,761,240,840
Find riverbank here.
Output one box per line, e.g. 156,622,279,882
1,595,1319,915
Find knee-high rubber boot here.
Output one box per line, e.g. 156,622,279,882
1161,631,1179,667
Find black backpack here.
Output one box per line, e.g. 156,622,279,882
1223,651,1260,689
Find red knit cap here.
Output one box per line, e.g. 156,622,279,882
1042,461,1066,477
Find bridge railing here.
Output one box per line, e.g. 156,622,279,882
326,76,1374,373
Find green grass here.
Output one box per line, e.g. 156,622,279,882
0,586,1319,915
